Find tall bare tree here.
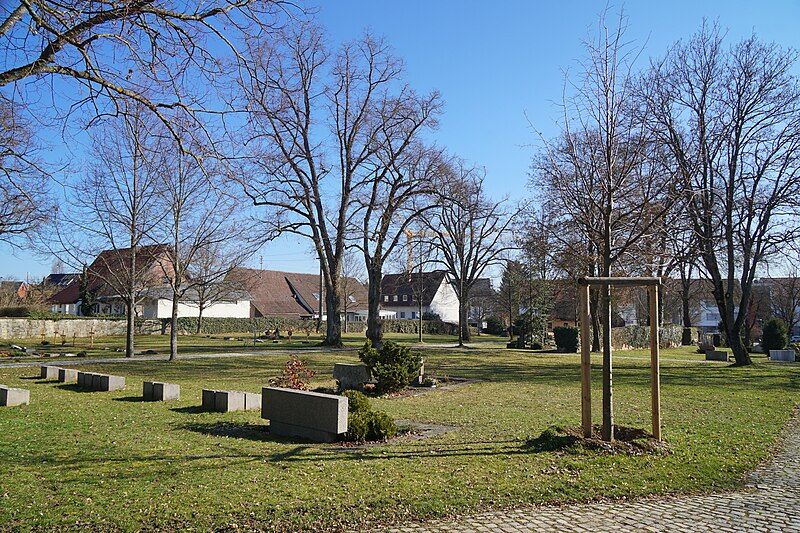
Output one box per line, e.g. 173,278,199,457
64,105,165,357
150,128,253,361
424,162,516,346
235,22,441,346
355,144,445,349
533,12,678,440
646,24,800,365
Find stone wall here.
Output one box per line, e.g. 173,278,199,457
0,318,127,338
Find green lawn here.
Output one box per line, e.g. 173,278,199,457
0,346,797,530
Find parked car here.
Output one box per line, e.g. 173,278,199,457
790,335,800,343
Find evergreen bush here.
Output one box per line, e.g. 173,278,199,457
340,390,397,442
553,326,579,352
762,318,788,352
358,340,422,394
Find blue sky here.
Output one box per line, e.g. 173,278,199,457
3,1,799,281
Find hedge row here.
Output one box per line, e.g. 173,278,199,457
168,316,463,336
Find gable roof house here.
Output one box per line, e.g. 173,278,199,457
49,244,174,316
381,270,459,324
226,268,369,321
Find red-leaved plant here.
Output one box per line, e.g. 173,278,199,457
269,357,316,390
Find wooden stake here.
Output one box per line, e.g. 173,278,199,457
579,284,592,438
648,285,662,440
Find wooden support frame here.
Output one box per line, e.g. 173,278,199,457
577,277,662,441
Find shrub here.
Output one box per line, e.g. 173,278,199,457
531,341,543,350
341,390,371,413
340,390,397,442
762,318,788,352
358,340,421,394
553,326,579,353
269,356,316,390
366,410,397,440
485,316,505,335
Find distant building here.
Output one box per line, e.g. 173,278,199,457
381,270,459,324
226,267,369,321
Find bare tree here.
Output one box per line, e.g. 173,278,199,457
61,104,165,357
234,22,440,347
646,24,800,365
149,127,253,360
424,162,516,346
355,144,445,349
0,95,50,243
186,243,252,334
533,12,678,440
768,272,800,336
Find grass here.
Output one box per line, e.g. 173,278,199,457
0,331,506,363
0,346,798,531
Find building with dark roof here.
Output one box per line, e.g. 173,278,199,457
381,270,459,323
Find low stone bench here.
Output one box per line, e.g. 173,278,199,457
95,374,125,392
261,387,348,443
333,363,371,391
202,389,261,412
40,365,60,380
58,368,78,383
705,350,729,362
76,371,125,391
0,385,30,407
769,349,796,362
143,381,180,401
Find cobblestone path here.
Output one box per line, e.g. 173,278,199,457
384,414,800,532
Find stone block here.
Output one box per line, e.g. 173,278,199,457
215,390,245,412
202,389,219,411
143,381,180,401
244,392,262,411
333,363,371,391
0,386,30,407
769,349,796,362
77,371,96,389
40,365,60,380
94,374,125,392
58,368,78,383
262,387,348,443
705,350,729,362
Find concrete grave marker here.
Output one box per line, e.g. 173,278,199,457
58,368,78,383
333,363,371,391
0,386,30,407
262,387,348,443
143,381,180,401
40,365,60,380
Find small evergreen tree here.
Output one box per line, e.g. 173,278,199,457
762,318,788,352
78,267,96,317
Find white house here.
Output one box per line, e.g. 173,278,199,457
137,286,251,319
381,271,460,324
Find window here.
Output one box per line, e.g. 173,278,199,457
384,295,389,302
411,311,416,319
348,295,356,303
400,312,406,318
412,295,417,302
393,295,398,302
402,294,408,302
312,292,320,300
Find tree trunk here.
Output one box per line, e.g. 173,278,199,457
590,288,601,352
601,282,613,441
458,293,471,345
366,263,384,350
169,289,179,361
125,299,135,358
196,303,205,335
324,277,343,347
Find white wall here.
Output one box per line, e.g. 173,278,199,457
430,280,459,324
146,298,251,319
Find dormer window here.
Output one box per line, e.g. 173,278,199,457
384,295,389,302
393,295,398,302
348,295,356,303
402,294,408,302
313,292,320,300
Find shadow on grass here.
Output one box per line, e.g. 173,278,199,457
171,405,206,414
55,384,94,393
180,421,313,448
112,396,146,403
20,376,50,382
